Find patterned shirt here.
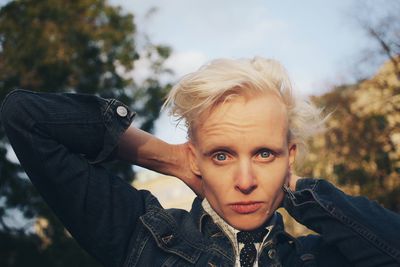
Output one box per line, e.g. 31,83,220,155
202,199,275,267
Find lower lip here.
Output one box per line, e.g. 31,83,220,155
230,203,262,214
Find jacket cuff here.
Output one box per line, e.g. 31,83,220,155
282,178,319,207
88,98,136,164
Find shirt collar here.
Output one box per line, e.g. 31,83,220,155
201,198,276,257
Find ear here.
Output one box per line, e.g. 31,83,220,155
288,144,297,169
188,142,202,177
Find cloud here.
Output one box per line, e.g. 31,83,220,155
129,55,153,85
126,50,208,87
165,51,209,79
228,17,289,53
154,110,188,144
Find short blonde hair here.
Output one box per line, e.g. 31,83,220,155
164,57,325,165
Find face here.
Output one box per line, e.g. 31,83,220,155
189,92,296,231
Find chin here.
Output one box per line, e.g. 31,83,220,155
227,214,270,231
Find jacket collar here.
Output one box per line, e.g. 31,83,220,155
191,197,287,241
140,196,292,265
191,197,293,255
139,195,206,264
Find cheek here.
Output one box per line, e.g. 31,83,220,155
201,174,228,209
198,163,233,194
200,169,228,191
198,158,231,179
255,161,289,187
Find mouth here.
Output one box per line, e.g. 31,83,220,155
229,201,263,214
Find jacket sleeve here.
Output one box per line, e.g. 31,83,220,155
283,178,400,266
0,89,151,267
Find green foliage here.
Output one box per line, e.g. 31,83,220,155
0,0,137,95
0,1,172,266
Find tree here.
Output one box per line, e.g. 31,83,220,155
0,1,171,266
302,58,400,213
303,0,400,212
351,0,400,81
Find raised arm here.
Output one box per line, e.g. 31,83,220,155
117,126,203,197
284,175,400,266
0,89,180,266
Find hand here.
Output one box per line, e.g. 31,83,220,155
117,127,204,197
279,168,301,208
286,167,302,192
171,142,204,198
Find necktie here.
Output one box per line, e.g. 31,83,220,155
237,228,268,267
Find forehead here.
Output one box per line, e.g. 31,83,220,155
193,92,289,150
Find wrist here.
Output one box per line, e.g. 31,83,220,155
166,143,187,178
117,127,179,176
289,174,302,191
145,142,180,177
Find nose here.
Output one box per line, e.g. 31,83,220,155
234,160,257,194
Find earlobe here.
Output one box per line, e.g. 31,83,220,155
188,142,202,177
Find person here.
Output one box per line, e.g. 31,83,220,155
1,57,399,267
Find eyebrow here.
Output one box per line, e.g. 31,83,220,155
202,146,236,157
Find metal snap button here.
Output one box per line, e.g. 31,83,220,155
161,234,173,244
268,248,276,259
116,106,128,117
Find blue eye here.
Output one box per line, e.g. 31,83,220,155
260,150,271,158
215,153,227,161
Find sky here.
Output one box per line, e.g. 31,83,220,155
1,0,382,166
0,0,391,228
109,0,374,144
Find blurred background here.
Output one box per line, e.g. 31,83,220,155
0,0,399,266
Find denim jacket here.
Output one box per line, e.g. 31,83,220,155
1,89,400,267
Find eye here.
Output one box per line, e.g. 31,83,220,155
260,150,271,158
256,149,275,162
213,152,227,161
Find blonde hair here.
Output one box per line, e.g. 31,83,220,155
164,57,325,165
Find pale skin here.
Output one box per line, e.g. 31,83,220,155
188,92,297,230
117,92,301,230
117,127,205,194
